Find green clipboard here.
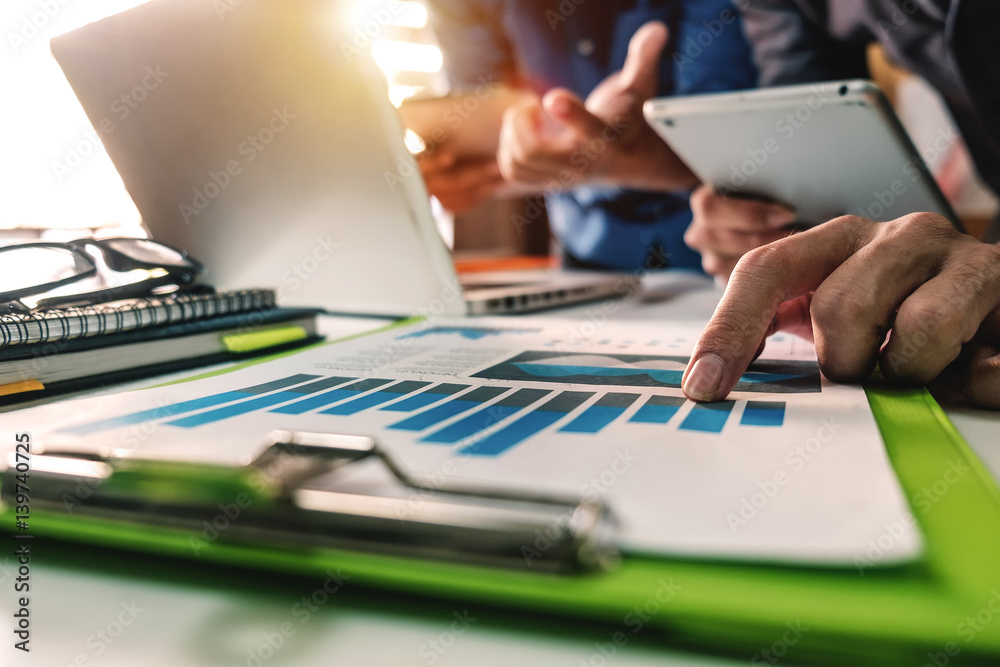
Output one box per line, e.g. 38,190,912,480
4,321,1000,665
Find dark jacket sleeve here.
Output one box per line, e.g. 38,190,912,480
739,0,868,86
426,0,516,89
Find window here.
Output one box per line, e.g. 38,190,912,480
2,1,156,235
2,0,442,239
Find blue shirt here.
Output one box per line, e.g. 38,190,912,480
429,0,757,271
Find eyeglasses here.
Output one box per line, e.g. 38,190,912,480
0,237,205,313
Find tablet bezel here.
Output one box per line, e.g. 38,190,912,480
643,80,961,230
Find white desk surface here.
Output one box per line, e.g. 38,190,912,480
3,273,998,667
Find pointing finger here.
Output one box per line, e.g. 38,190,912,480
682,216,874,402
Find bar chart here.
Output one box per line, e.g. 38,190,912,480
458,391,594,457
44,317,923,566
560,393,639,433
629,395,686,424
63,373,788,457
64,373,325,435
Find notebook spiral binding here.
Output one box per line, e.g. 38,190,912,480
0,289,276,349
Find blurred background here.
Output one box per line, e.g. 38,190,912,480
1,0,995,248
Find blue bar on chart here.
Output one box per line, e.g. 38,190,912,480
679,400,737,433
629,395,686,424
62,374,323,435
319,380,431,416
559,392,639,434
398,326,540,341
460,392,594,457
387,386,508,432
380,383,470,413
740,401,786,427
268,378,391,415
167,376,366,428
421,388,551,444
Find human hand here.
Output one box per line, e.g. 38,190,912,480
496,21,697,192
417,151,506,215
681,213,1000,409
685,185,798,281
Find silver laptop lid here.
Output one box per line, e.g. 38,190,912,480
50,0,464,317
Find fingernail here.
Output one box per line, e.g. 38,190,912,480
548,94,571,118
684,354,725,401
767,209,795,226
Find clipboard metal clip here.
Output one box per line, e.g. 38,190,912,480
3,430,618,574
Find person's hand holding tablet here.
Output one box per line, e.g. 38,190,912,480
681,212,1000,409
685,186,798,280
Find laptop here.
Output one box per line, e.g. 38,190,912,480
49,0,628,317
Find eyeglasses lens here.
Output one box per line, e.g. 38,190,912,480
1,247,91,293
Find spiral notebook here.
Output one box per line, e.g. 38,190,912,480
0,289,326,401
0,289,276,348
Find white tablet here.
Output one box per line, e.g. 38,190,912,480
643,80,961,228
